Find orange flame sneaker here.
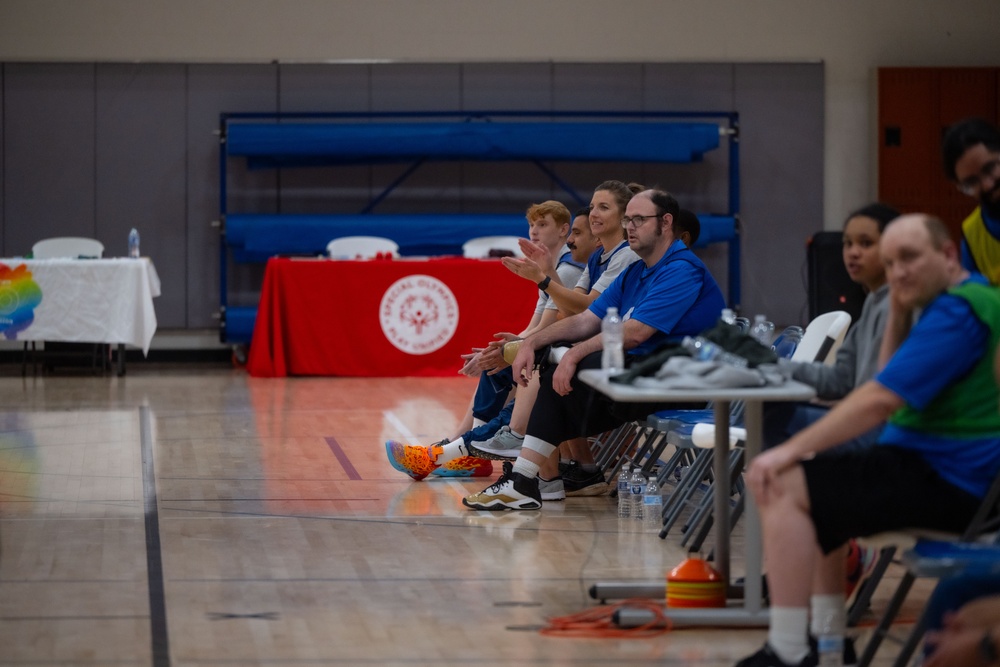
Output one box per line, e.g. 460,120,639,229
385,440,441,481
432,456,494,478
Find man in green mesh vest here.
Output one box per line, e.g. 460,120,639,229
734,213,1000,667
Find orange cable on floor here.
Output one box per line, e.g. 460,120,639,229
539,598,673,638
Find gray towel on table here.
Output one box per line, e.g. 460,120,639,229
631,356,788,390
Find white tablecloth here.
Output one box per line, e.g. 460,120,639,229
0,258,161,354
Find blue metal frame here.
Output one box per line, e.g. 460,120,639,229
218,109,741,343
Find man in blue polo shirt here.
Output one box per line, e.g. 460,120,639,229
462,188,727,511
736,214,1000,667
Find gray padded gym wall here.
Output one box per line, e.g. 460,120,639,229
0,66,4,258
3,64,97,255
735,63,824,325
95,64,187,328
0,61,824,334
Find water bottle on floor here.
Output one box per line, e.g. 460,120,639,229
617,466,632,519
815,615,844,667
629,467,645,522
642,475,663,531
601,307,624,374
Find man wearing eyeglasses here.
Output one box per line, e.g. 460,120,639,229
943,117,1000,285
462,188,726,510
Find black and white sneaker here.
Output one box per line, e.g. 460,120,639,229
462,464,542,511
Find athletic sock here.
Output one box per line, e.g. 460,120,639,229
430,438,467,464
768,607,810,664
511,458,540,479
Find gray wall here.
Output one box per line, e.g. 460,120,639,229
0,61,822,331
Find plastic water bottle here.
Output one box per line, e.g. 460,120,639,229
720,308,737,326
602,307,624,374
642,475,663,531
629,467,646,521
750,314,775,346
816,626,844,667
128,228,140,258
681,336,749,368
772,327,803,359
617,466,632,518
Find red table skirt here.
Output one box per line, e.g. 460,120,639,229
247,257,539,377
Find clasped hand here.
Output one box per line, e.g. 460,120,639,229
458,332,521,376
501,239,554,283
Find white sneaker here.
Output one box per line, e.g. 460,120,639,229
467,426,524,461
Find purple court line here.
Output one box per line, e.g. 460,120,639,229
324,437,362,480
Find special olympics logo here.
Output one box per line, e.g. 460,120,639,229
379,274,459,355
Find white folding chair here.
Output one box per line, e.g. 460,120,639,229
32,237,104,259
326,236,399,259
461,235,523,258
791,310,852,365
26,237,108,375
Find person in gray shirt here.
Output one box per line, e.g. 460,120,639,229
765,203,901,450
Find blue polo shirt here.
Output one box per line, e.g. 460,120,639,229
589,239,725,356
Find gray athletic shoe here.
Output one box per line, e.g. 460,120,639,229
467,425,524,461
538,475,565,501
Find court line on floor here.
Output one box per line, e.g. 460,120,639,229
140,405,170,667
383,410,416,441
324,437,362,480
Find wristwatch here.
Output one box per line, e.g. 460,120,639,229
537,276,552,291
980,629,999,663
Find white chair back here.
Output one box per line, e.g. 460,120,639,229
791,310,852,365
461,235,523,258
32,237,104,259
326,236,399,259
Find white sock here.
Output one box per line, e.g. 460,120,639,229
768,607,810,664
511,458,540,479
431,438,467,464
810,593,846,638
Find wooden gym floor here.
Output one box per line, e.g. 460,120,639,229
0,365,920,666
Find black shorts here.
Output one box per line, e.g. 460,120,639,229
802,445,982,554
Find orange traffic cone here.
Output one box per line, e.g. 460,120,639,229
666,555,726,608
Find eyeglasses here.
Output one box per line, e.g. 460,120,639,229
620,213,661,229
957,157,1000,196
